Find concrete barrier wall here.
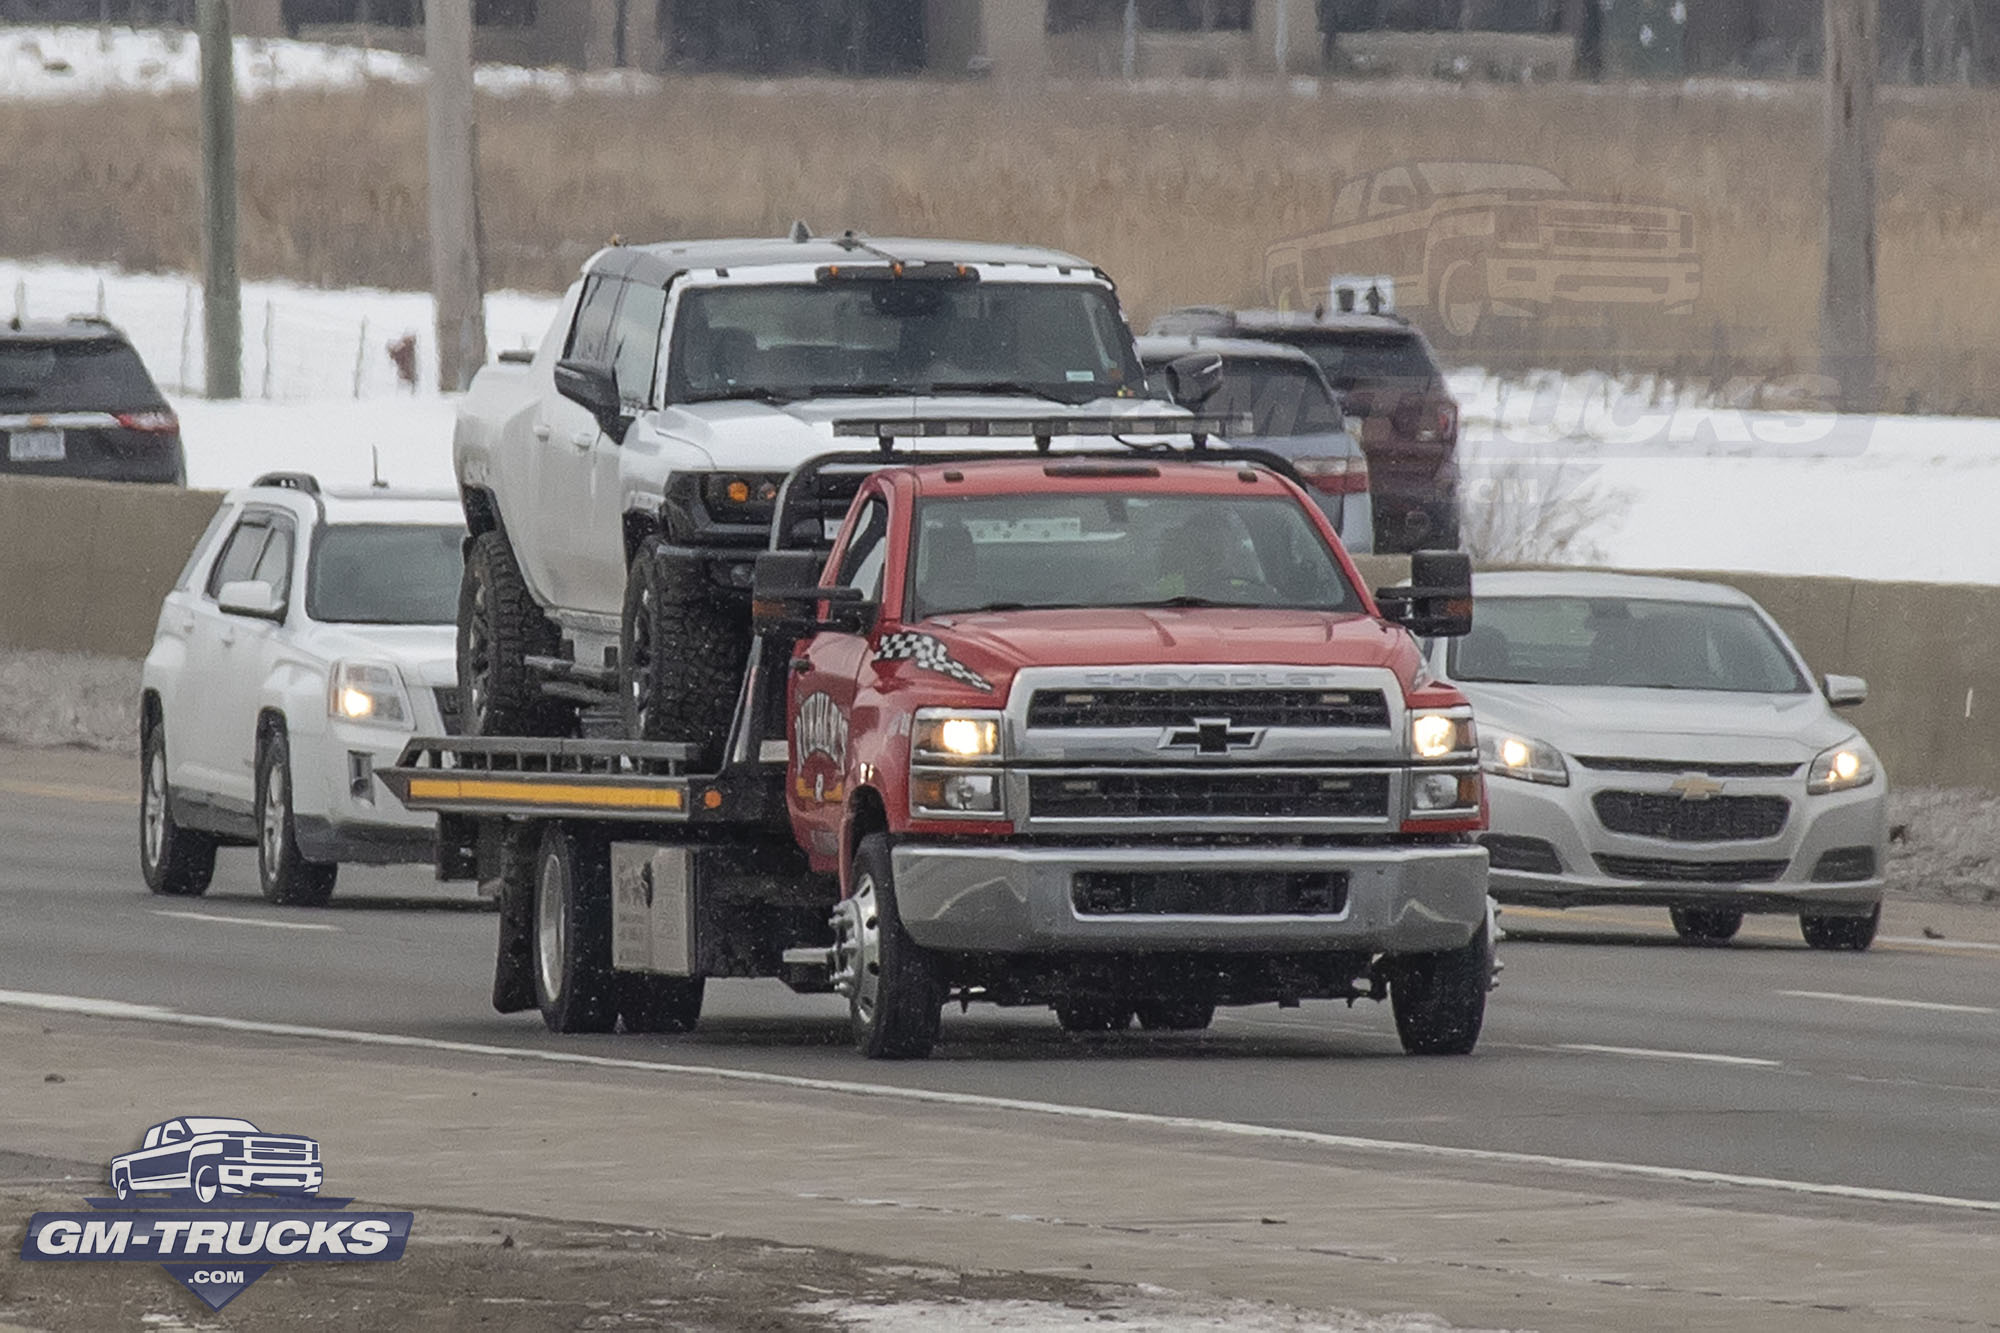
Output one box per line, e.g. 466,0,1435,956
0,474,224,659
1,475,1994,792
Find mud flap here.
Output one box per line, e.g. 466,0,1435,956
492,822,539,1013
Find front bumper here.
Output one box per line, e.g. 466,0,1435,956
289,715,449,865
1483,772,1886,916
1484,256,1702,309
219,1162,323,1192
891,842,1489,955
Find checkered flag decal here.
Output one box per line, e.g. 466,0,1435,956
875,632,993,692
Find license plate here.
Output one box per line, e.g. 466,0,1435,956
7,429,64,462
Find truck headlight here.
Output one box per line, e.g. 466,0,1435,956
913,709,1002,760
328,661,414,730
1808,742,1876,794
911,769,1002,816
701,473,782,523
1410,770,1482,812
1410,711,1474,760
1479,731,1569,786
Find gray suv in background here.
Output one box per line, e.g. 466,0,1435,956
0,316,184,485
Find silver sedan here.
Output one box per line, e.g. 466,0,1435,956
1429,571,1887,950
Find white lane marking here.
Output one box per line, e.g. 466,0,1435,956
152,910,339,933
1557,1043,1781,1068
3,989,1997,1216
1778,989,1997,1016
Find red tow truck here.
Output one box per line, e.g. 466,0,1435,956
384,420,1495,1059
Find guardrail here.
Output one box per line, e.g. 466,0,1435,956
1,474,1992,794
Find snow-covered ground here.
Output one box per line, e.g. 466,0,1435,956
0,23,660,101
10,257,2000,584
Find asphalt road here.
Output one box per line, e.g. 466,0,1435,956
6,747,2000,1213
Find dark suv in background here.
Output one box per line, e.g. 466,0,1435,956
0,317,184,485
1150,307,1460,552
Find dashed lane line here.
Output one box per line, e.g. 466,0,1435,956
2,986,1997,1216
1776,989,1997,1016
153,909,340,933
1556,1043,1782,1068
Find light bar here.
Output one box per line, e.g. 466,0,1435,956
831,414,1253,442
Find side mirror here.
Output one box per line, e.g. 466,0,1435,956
1374,550,1473,638
750,550,872,637
1823,673,1868,709
553,358,630,440
217,579,284,621
1164,352,1225,409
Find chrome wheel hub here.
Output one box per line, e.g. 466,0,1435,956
260,762,286,872
831,878,882,1019
142,750,166,868
536,850,567,1003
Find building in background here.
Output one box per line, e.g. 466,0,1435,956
1,0,1992,82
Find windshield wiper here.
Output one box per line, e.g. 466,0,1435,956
1127,595,1238,609
933,600,1087,615
680,386,801,405
927,380,1094,406
803,383,921,398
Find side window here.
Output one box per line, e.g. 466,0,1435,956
250,521,295,600
1369,168,1417,217
565,274,622,365
610,282,668,409
160,1122,187,1143
204,515,272,597
834,499,889,604
175,505,235,591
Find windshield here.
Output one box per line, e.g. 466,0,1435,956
307,524,465,625
666,280,1146,406
1449,595,1808,693
0,339,164,411
1286,333,1436,392
183,1117,258,1134
910,492,1360,620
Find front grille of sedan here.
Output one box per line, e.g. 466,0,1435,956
1595,854,1789,884
1030,770,1390,820
1026,688,1390,730
1573,756,1802,779
1592,791,1790,842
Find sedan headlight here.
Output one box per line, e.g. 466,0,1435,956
328,661,415,730
1410,710,1475,760
1808,741,1876,794
1479,731,1569,786
913,709,1002,761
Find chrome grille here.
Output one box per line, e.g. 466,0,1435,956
1596,854,1788,884
1593,792,1790,842
1026,688,1389,730
1575,756,1800,779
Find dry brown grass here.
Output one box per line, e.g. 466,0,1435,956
6,76,2000,410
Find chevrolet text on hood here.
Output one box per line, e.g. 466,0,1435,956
394,404,1501,1060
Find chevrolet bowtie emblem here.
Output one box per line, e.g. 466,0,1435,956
1669,773,1724,801
1162,717,1262,754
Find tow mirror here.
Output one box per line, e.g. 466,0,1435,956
751,551,873,637
1823,673,1868,709
1374,550,1473,638
1164,352,1225,408
216,579,284,621
553,358,630,440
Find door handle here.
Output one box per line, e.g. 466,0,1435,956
532,423,552,442
570,431,595,450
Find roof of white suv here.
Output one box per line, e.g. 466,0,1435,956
226,472,463,527
588,234,1098,288
1470,569,1757,608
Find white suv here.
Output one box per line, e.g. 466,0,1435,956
140,474,465,905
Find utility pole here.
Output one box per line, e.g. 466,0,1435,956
197,0,240,400
1821,0,1878,413
426,0,487,393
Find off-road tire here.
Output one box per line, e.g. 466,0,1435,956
459,529,564,738
619,974,706,1034
1670,906,1743,945
1391,920,1492,1056
1056,999,1134,1033
620,537,751,766
255,728,338,907
848,834,944,1060
140,721,216,897
1134,997,1216,1032
533,824,617,1034
1801,903,1881,952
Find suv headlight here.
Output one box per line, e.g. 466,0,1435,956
913,709,1003,761
1479,731,1569,786
1410,710,1475,760
1808,741,1876,794
329,661,415,730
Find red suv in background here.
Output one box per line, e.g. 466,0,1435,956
1150,307,1460,553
